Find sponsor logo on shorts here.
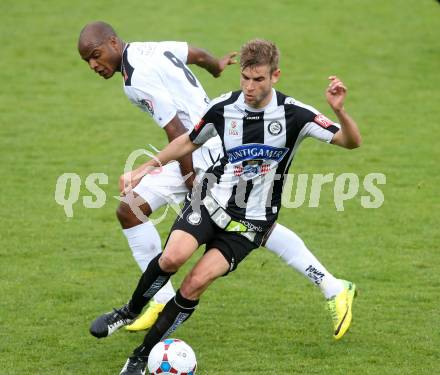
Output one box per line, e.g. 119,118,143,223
239,220,264,232
139,99,154,116
187,211,202,226
229,257,235,271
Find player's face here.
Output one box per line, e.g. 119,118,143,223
79,37,121,79
240,65,280,108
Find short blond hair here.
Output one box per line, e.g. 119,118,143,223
240,39,280,73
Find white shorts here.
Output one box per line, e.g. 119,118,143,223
133,136,223,211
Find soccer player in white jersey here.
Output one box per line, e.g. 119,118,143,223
78,21,237,329
79,22,354,339
88,37,361,374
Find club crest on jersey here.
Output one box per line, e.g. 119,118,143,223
228,120,240,136
268,121,282,135
139,99,154,116
187,211,202,226
227,144,288,164
314,114,334,128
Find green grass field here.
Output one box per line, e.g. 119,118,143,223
1,0,439,374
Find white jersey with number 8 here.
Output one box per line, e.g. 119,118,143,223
120,41,223,210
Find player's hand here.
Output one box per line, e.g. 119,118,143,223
119,171,142,196
183,172,195,190
326,76,347,112
214,52,238,77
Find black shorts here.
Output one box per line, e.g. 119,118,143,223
171,198,265,273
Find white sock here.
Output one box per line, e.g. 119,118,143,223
123,221,175,304
265,223,343,299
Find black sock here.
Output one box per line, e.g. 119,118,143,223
128,254,175,314
133,289,199,357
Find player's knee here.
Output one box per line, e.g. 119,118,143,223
116,203,135,227
159,252,183,273
116,202,149,228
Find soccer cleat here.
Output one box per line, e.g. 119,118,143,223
125,301,165,332
327,280,357,340
120,355,148,375
89,303,138,338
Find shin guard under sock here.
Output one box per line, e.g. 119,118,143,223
129,254,175,314
133,289,199,357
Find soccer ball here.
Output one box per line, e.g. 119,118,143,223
147,338,197,375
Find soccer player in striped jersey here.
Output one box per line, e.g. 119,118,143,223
88,38,361,374
80,22,353,337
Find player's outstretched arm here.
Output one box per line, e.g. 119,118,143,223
327,76,362,149
187,46,237,77
120,133,199,194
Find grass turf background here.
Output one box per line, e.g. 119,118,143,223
0,0,439,373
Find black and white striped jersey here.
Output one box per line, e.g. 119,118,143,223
189,89,340,225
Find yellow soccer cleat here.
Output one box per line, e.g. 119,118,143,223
125,301,165,332
326,280,357,340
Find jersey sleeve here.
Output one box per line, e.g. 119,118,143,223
286,98,341,143
158,41,189,63
188,107,218,145
125,85,177,128
303,114,341,143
